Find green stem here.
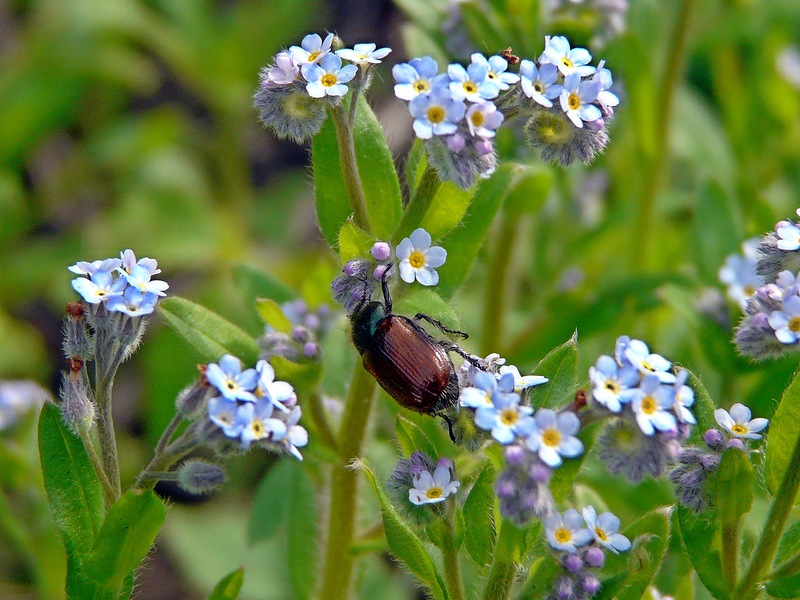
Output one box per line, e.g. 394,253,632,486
734,432,800,599
482,519,526,600
330,103,370,232
77,426,117,507
442,503,466,600
134,420,200,491
481,208,519,355
307,390,338,454
391,163,440,243
721,523,740,591
94,370,121,500
632,0,695,271
319,366,377,600
348,68,364,129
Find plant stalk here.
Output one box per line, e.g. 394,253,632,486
391,163,440,243
481,207,519,355
330,103,370,232
482,519,525,600
94,370,121,500
442,503,466,600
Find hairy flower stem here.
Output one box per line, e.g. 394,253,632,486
482,519,526,600
442,503,466,600
734,433,800,600
77,426,116,506
481,207,518,355
330,103,370,232
721,522,740,590
94,372,121,500
307,390,338,453
134,413,197,491
391,164,440,244
319,366,377,600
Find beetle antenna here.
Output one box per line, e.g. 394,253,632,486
381,262,393,314
414,313,468,339
438,413,456,443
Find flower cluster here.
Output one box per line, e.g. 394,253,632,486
670,403,768,512
733,211,800,359
205,354,308,460
589,336,694,482
387,452,459,525
331,228,447,314
254,33,390,142
260,299,332,362
69,249,168,317
544,506,631,599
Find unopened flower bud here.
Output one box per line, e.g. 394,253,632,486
505,444,526,466
373,264,389,281
177,459,227,495
175,372,215,418
584,546,605,568
581,573,601,595
446,133,465,152
703,428,725,449
292,326,310,343
370,241,391,261
59,373,95,434
726,438,746,451
303,342,319,358
564,554,583,573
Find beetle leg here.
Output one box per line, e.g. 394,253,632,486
438,341,484,368
381,262,393,314
438,412,456,443
413,313,469,339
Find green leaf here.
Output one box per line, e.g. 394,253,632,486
503,165,554,214
158,296,260,365
715,448,754,528
255,298,292,333
766,574,800,599
395,415,438,459
312,114,352,248
38,403,104,558
84,490,167,593
766,369,800,498
685,370,718,445
208,567,245,600
435,163,518,299
287,465,319,600
527,332,579,410
394,286,462,333
458,3,505,51
462,462,496,568
356,459,447,600
676,505,730,600
338,219,374,262
519,555,561,598
548,421,599,503
775,520,800,566
248,461,293,544
691,180,743,282
233,264,295,304
418,180,473,241
596,508,671,600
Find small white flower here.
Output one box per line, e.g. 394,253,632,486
714,403,769,440
671,369,696,424
409,460,460,505
290,32,335,66
777,223,800,251
396,228,447,286
336,42,391,65
539,35,596,77
497,365,549,393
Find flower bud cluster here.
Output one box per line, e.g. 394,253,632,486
589,336,694,482
254,33,390,142
543,506,631,599
203,354,308,460
260,299,332,362
732,211,800,359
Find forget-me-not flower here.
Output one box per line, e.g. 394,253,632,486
290,32,335,66
497,364,549,393
72,269,128,304
618,336,676,383
280,406,309,460
392,56,442,101
768,295,800,344
519,60,561,107
256,359,295,412
207,396,245,439
409,458,460,505
470,53,520,90
589,354,639,413
206,354,258,402
396,228,447,286
525,409,583,467
447,62,499,103
540,36,596,77
336,43,391,65
69,257,122,276
474,379,533,444
465,101,504,138
105,286,159,317
776,223,800,251
302,53,357,98
631,375,677,436
409,86,466,139
266,51,300,85
460,369,503,410
581,506,631,554
559,73,602,128
714,403,769,440
238,397,288,450
544,508,593,553
671,369,696,424
718,238,762,309
592,60,620,113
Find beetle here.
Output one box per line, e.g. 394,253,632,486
349,267,475,440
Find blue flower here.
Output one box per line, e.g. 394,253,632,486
206,355,258,402
671,369,696,424
589,355,639,412
776,223,800,251
409,86,466,139
207,396,245,438
238,397,288,450
255,359,295,412
631,375,677,436
768,295,800,344
459,369,501,410
540,36,596,77
525,409,583,467
265,50,299,85
119,249,160,278
519,60,561,107
617,336,676,383
72,269,128,304
280,406,309,460
497,365,549,393
470,53,520,90
302,53,357,98
714,403,769,440
718,238,763,309
408,458,460,505
581,506,631,554
473,379,533,444
68,257,122,276
559,73,602,128
290,32,335,66
447,62,499,102
392,56,443,101
396,228,447,285
465,101,504,138
544,508,593,553
121,264,169,297
592,60,620,113
105,286,159,317
336,42,391,65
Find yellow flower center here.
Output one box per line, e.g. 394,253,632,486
732,424,747,435
533,82,544,93
604,381,620,394
568,93,581,110
308,51,321,63
790,317,800,333
226,381,236,391
542,428,561,447
471,111,485,127
426,487,443,500
409,250,426,268
463,81,477,94
427,106,445,123
555,528,571,543
97,290,107,297
642,360,656,373
500,408,518,426
641,396,657,415
413,80,430,93
744,285,755,296
561,57,574,70
321,73,338,87
252,419,264,438
594,527,607,541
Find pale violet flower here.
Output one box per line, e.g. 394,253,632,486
290,32,335,66
302,53,357,98
266,51,299,85
519,60,561,107
238,397,288,450
206,355,258,402
122,263,169,297
409,86,466,139
72,269,127,304
474,380,533,444
470,53,520,90
409,459,460,505
718,237,762,309
280,406,309,460
619,336,676,383
592,60,620,113
671,370,696,424
544,508,593,553
581,506,631,554
465,101,504,138
768,295,800,344
120,248,160,276
714,403,769,440
68,257,121,276
776,223,800,251
105,287,159,317
447,62,499,102
392,57,442,101
631,375,677,436
396,228,447,286
336,43,391,65
459,370,501,410
525,409,583,467
497,365,549,393
256,360,295,412
207,396,245,438
589,355,639,413
559,73,602,128
540,35,596,77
